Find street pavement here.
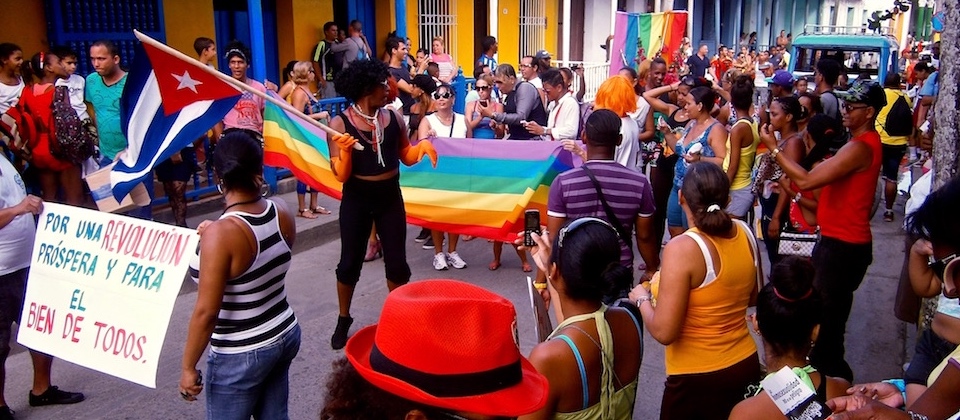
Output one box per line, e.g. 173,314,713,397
3,189,912,419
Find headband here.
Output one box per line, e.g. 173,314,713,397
773,287,813,303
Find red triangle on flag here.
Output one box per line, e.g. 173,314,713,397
141,43,241,116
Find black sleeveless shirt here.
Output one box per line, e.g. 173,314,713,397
341,109,402,176
503,81,547,140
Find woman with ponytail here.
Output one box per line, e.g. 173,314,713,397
730,256,851,419
520,217,643,419
755,95,807,265
630,162,762,420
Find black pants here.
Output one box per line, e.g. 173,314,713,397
758,192,784,267
660,353,762,420
650,156,676,248
809,236,873,382
335,175,411,286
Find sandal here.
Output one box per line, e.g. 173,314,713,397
298,209,318,219
488,261,502,271
313,206,331,215
883,210,894,222
521,262,533,273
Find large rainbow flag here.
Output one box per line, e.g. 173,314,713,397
610,10,688,76
262,100,577,242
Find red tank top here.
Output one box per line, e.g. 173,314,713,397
817,131,882,244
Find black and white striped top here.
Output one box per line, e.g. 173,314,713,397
189,200,297,354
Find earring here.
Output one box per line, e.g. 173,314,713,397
260,183,270,197
216,183,224,195
806,340,815,363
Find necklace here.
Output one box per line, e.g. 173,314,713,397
350,105,386,167
222,197,262,214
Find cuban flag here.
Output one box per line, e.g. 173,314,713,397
111,41,242,200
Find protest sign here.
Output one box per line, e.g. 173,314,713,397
526,276,553,343
761,366,832,420
17,203,197,388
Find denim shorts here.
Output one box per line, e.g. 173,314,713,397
206,323,301,420
726,185,756,219
0,267,28,362
666,186,688,229
904,328,959,385
881,144,907,181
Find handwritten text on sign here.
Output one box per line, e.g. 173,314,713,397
18,203,197,388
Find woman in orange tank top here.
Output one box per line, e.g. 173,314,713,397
630,162,762,420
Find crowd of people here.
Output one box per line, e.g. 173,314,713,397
0,14,954,420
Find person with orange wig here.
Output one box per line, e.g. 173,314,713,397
594,75,641,170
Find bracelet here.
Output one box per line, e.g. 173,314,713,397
907,411,929,420
770,147,782,159
793,192,802,203
533,282,547,291
881,378,907,409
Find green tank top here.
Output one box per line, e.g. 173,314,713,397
549,306,640,420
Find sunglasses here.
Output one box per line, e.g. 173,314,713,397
842,103,870,112
558,217,619,250
433,91,453,99
476,85,491,91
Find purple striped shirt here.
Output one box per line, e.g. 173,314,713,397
548,160,656,268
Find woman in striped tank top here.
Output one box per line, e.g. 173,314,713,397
180,131,301,419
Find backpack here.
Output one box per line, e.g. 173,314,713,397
883,92,914,137
0,102,34,155
50,85,96,164
351,38,369,61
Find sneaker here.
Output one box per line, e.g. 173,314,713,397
28,386,84,406
433,253,449,270
422,236,434,249
330,315,353,350
446,251,467,269
414,228,431,243
0,406,14,420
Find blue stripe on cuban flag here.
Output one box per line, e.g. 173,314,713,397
111,42,241,201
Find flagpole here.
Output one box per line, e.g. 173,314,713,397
133,30,362,150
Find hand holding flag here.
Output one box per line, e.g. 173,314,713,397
110,31,359,201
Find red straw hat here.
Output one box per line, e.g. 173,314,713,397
345,279,549,416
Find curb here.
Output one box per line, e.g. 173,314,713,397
153,177,343,255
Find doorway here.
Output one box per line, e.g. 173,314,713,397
474,0,489,66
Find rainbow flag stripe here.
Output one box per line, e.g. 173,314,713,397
262,100,576,242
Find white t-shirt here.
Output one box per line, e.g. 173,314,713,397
0,78,24,113
546,93,581,140
425,112,468,138
0,156,35,275
628,96,651,136
614,116,641,171
528,77,543,89
56,74,89,119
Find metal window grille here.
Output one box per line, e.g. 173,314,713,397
519,0,546,57
418,0,457,58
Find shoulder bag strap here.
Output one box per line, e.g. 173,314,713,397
579,163,631,244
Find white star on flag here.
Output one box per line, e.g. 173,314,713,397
172,70,203,93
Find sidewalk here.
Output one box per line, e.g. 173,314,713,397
150,177,342,254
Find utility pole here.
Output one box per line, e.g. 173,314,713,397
933,0,958,187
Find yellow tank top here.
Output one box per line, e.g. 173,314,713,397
653,221,759,375
723,119,761,190
549,306,640,420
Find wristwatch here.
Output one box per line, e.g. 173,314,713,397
793,192,802,203
770,148,782,159
636,294,653,306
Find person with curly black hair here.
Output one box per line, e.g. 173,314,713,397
327,59,438,350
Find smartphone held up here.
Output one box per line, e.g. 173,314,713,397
524,210,541,247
